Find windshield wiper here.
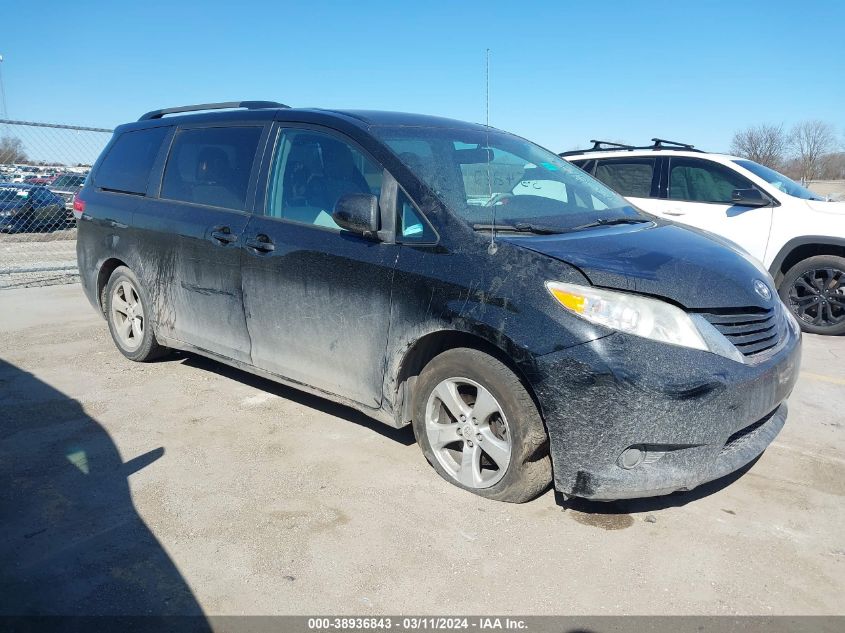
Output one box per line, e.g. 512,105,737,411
472,222,565,235
567,217,650,232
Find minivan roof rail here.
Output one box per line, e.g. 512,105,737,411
138,101,290,121
559,137,703,157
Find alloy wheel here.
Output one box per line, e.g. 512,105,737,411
787,267,845,328
424,377,512,489
111,280,145,351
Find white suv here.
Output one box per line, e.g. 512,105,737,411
563,139,845,335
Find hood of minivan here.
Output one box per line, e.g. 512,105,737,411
501,223,773,309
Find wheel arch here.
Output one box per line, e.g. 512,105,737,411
769,236,845,285
96,257,130,315
389,327,543,430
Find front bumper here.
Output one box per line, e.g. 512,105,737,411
532,321,801,500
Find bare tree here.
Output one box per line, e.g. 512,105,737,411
790,120,838,182
729,123,788,168
0,136,27,163
820,152,845,180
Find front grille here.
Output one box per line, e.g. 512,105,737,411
700,306,783,358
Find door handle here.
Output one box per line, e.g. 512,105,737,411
664,210,686,217
245,234,275,253
210,226,238,244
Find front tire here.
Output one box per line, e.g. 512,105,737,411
779,255,845,335
412,348,552,503
105,266,168,361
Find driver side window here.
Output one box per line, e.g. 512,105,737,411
668,158,753,204
266,129,383,229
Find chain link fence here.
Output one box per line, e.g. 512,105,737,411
0,119,112,288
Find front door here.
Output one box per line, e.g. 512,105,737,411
240,125,398,407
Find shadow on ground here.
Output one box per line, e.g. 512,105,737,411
0,358,209,622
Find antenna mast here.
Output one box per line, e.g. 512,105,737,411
485,48,497,255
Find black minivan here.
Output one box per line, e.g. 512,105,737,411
76,101,801,502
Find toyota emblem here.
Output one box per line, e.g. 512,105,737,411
754,279,772,301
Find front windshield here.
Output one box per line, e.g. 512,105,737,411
734,159,822,200
374,126,645,231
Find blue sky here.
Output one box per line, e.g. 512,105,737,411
1,0,843,154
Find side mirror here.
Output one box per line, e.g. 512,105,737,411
731,188,770,207
332,193,380,237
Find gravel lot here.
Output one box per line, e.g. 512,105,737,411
1,284,843,616
0,230,78,289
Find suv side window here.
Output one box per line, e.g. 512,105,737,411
266,128,382,229
668,157,753,203
95,127,168,195
593,158,656,198
161,126,263,210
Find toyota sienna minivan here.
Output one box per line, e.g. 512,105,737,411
76,101,802,502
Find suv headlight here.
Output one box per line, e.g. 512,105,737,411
546,281,708,351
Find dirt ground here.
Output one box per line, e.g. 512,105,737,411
1,284,843,616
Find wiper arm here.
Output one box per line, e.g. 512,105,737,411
472,222,565,235
567,217,650,232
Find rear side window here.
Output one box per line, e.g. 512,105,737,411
95,127,168,195
161,126,262,210
594,158,656,198
668,158,754,203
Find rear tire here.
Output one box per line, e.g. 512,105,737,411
411,348,552,503
779,255,845,335
105,266,168,361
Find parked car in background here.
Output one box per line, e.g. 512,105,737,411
564,140,845,335
49,173,87,213
24,174,58,186
0,183,68,232
76,101,800,503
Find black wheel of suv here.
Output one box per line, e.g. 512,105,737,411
411,348,552,503
779,255,845,335
105,266,168,361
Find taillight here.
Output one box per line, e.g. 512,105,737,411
72,194,86,220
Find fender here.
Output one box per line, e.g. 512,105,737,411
382,319,538,428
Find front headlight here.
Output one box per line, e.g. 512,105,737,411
545,281,708,351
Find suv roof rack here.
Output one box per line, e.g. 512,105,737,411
559,137,703,157
138,101,290,121
650,137,696,150
589,139,636,151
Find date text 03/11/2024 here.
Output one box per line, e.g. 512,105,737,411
307,617,528,630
